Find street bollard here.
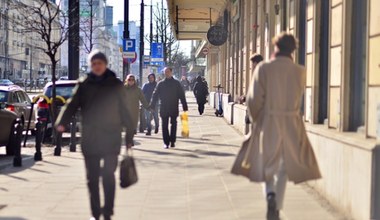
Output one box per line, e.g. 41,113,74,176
54,132,62,156
13,122,23,167
34,121,43,161
69,117,77,152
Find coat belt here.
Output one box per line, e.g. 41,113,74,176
267,110,299,116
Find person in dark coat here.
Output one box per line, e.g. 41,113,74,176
193,75,209,115
150,67,188,149
142,73,159,135
56,51,132,220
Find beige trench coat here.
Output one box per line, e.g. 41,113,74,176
231,56,321,184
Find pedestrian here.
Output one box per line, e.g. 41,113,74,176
124,74,150,148
150,67,188,149
55,50,132,220
250,53,264,72
180,75,190,91
142,73,159,135
231,33,321,220
193,75,209,115
245,53,264,125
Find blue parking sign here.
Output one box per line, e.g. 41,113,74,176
123,39,136,52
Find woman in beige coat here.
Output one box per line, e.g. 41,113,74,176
231,33,321,220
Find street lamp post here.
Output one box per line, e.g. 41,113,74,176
139,0,144,86
123,0,130,81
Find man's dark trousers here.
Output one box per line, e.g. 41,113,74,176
85,154,118,218
161,115,177,145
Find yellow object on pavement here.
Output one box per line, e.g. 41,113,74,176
181,112,189,138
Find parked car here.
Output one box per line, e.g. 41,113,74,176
0,85,36,132
58,76,69,81
0,103,21,155
37,80,77,138
0,79,14,86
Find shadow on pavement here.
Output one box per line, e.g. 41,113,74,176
133,148,200,158
0,217,28,220
177,138,240,148
174,148,235,157
0,155,35,176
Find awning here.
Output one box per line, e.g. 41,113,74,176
167,0,227,40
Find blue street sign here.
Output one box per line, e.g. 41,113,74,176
151,43,164,62
123,39,136,52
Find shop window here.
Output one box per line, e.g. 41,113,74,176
317,0,329,124
349,0,367,132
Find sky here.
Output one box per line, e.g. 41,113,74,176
106,0,192,56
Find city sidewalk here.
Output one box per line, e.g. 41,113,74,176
0,94,340,220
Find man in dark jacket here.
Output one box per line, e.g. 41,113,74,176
150,67,188,149
56,51,132,220
142,73,159,135
193,75,209,115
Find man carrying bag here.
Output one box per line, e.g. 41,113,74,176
56,50,134,220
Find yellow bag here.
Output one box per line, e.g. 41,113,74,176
181,112,189,138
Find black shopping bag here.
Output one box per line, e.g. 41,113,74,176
120,150,138,188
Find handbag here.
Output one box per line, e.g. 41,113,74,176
181,112,189,138
120,149,138,188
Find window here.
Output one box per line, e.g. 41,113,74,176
318,0,329,124
16,91,27,103
0,91,8,102
349,0,367,132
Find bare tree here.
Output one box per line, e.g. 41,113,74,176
151,2,177,64
80,0,109,54
8,0,70,133
80,0,96,53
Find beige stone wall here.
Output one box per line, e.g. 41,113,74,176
367,0,380,138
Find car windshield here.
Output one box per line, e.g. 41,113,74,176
0,91,8,102
45,84,76,99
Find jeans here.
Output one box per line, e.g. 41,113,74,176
84,154,118,218
264,158,288,210
145,106,159,131
161,115,177,145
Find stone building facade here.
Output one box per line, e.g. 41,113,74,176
168,0,380,219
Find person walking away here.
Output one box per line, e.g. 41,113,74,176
180,75,190,91
193,75,209,115
124,74,150,148
245,54,264,129
142,73,159,135
55,50,132,220
150,67,188,149
231,33,321,220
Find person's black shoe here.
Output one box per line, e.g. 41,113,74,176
154,126,159,134
146,131,151,136
103,215,111,220
170,142,175,148
266,192,279,220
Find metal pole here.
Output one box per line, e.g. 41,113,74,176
29,47,32,81
34,121,43,161
123,0,130,81
13,121,23,167
68,0,80,80
4,6,9,79
139,0,144,86
150,1,153,47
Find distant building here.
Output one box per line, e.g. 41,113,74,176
0,0,61,80
104,6,113,32
115,21,140,77
60,1,122,77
